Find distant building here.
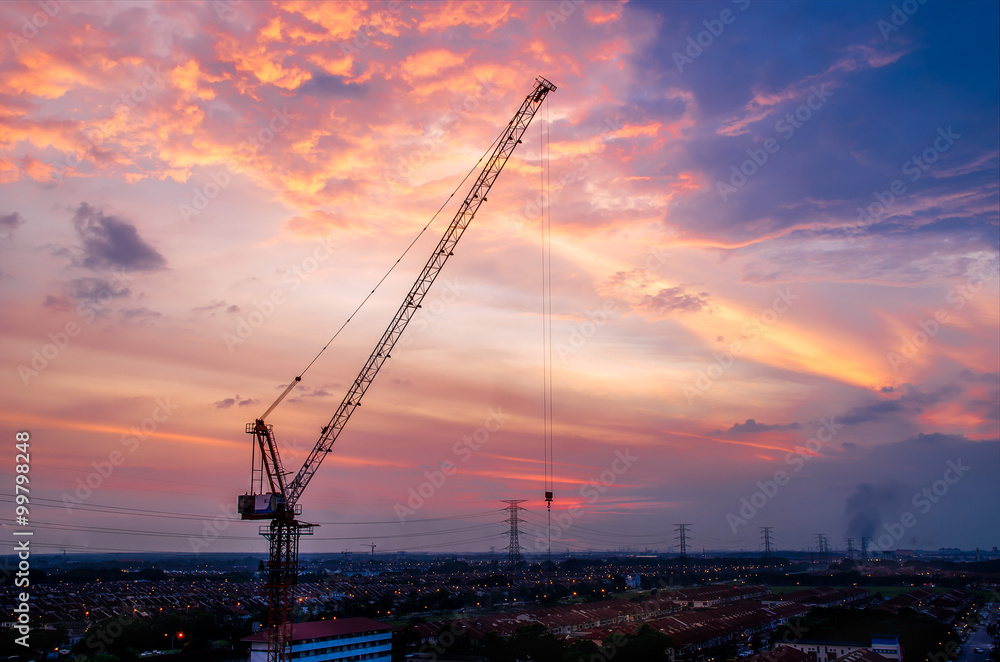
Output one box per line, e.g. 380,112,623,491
672,585,770,608
760,587,871,608
779,635,901,662
750,645,893,662
243,617,392,662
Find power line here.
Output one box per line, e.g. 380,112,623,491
0,494,498,525
518,511,672,539
1,518,497,543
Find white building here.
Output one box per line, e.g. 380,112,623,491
779,635,901,662
244,617,392,662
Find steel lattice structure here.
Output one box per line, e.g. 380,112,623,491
237,76,556,662
501,499,527,568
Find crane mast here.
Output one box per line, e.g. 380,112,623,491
238,75,556,662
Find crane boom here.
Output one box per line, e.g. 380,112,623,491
284,76,556,506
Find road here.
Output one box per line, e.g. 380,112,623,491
958,602,998,662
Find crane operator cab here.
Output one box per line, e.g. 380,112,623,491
238,492,285,519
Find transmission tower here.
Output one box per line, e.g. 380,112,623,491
760,527,773,559
815,533,829,559
501,500,526,569
674,524,691,560
845,538,855,560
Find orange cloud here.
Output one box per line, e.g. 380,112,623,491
415,1,526,34
214,33,311,89
399,48,468,82
280,1,383,42
585,2,627,25
614,121,661,139
171,59,221,100
286,210,352,236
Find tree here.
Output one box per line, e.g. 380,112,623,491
563,638,600,661
510,623,565,661
606,624,674,662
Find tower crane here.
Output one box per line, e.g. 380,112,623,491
237,75,556,662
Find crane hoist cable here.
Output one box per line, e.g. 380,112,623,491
539,96,555,578
256,128,508,422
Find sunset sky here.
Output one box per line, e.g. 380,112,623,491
1,0,997,557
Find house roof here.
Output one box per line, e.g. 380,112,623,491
835,650,894,662
747,645,813,662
